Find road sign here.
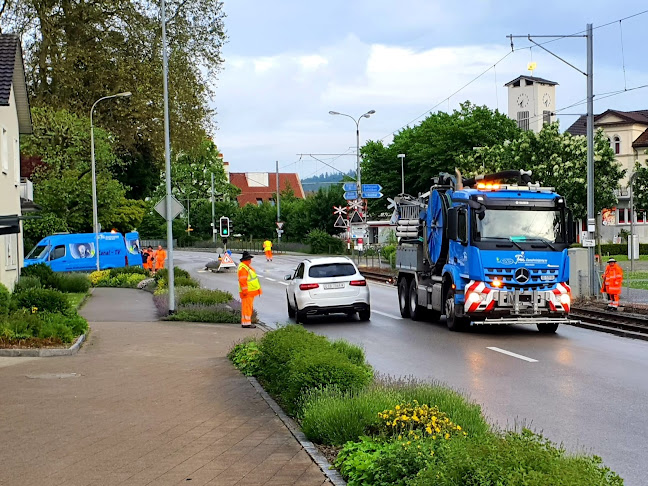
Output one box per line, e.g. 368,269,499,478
348,199,364,211
344,191,358,200
333,205,347,216
349,211,364,224
361,184,382,192
386,197,397,210
343,182,357,192
276,228,284,235
218,252,236,271
276,221,284,229
334,215,348,228
582,239,595,247
350,224,368,239
362,191,383,199
154,195,184,221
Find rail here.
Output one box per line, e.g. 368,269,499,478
359,268,397,285
568,305,648,341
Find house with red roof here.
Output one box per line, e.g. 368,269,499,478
228,170,305,206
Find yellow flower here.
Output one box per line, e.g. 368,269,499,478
412,415,420,422
432,436,436,440
426,426,433,434
398,435,402,440
445,433,450,440
457,426,462,431
31,306,38,314
395,405,401,410
430,451,435,456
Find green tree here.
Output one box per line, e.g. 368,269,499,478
458,123,624,220
632,150,648,211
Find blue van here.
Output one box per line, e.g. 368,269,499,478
24,232,143,272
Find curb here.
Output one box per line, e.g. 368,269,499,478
0,332,87,357
247,377,346,486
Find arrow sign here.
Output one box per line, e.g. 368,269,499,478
344,191,358,200
362,191,383,199
361,184,382,192
343,182,357,192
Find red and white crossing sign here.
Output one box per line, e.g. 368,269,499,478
333,205,347,216
276,221,284,229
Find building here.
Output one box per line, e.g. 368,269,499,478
505,75,557,133
566,110,648,242
228,172,305,206
0,34,32,290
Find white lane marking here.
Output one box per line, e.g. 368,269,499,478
279,281,289,286
197,270,207,273
373,310,403,320
265,277,276,281
487,347,538,363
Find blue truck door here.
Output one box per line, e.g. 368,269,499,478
48,243,67,272
125,232,143,266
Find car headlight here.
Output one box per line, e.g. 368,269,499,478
467,292,482,303
559,294,571,305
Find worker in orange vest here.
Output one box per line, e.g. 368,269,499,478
263,239,273,261
601,257,624,310
142,246,153,272
155,245,167,272
238,251,262,328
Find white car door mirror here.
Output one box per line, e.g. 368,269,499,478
284,274,292,281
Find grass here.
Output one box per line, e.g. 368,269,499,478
600,254,648,262
66,292,89,310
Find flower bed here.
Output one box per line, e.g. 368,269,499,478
153,285,252,324
90,269,149,288
229,327,623,486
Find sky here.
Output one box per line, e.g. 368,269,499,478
210,1,648,180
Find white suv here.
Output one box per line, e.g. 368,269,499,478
285,257,370,323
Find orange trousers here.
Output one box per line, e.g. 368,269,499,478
265,250,273,260
241,295,256,325
607,293,620,308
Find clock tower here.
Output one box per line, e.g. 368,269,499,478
505,75,558,133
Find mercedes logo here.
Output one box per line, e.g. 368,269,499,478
515,267,530,283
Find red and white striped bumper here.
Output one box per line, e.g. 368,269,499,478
464,280,571,315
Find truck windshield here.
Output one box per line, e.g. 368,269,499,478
475,209,565,243
26,244,49,260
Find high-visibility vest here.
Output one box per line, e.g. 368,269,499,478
601,263,623,294
263,240,272,251
238,262,261,293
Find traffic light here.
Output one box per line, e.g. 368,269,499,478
219,216,230,237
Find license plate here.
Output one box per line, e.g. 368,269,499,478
541,275,556,281
324,283,345,289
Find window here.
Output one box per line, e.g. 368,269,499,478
614,136,621,155
618,208,625,223
308,263,356,278
13,138,20,186
1,126,8,174
543,110,552,125
457,209,468,244
256,198,263,206
5,234,17,269
50,245,66,260
294,263,304,279
517,111,529,131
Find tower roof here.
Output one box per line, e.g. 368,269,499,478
504,75,559,87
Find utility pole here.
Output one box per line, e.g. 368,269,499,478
211,172,216,243
508,25,596,296
276,160,281,244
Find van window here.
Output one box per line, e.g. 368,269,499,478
50,245,66,260
308,263,356,278
26,245,49,260
127,239,140,254
71,243,94,259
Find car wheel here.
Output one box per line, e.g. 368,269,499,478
294,298,308,324
398,278,410,318
287,294,295,318
537,323,559,334
409,279,424,321
358,307,371,321
445,287,468,332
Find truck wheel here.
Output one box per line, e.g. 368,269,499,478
287,294,295,318
537,323,559,334
445,288,468,332
409,279,424,321
398,279,411,318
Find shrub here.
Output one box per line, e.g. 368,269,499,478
381,245,396,267
165,307,240,323
0,283,10,317
13,288,71,314
90,270,111,286
51,273,91,293
0,310,41,339
174,276,200,288
21,263,55,287
307,229,344,254
14,276,42,294
155,267,191,282
228,339,261,376
331,339,366,366
40,312,88,338
411,429,624,486
37,317,74,342
177,288,232,306
109,266,148,278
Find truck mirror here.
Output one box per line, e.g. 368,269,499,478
447,208,458,240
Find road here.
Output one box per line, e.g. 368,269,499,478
176,249,648,485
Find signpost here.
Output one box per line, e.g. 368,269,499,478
361,184,382,193
344,191,358,200
343,182,358,192
361,191,383,199
154,195,184,221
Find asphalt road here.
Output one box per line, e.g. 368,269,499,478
175,249,648,485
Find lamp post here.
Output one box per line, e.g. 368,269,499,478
397,154,405,194
90,91,131,271
629,171,638,272
328,110,376,199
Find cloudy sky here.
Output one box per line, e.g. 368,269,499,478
211,1,648,179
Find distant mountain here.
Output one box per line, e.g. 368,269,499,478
301,170,355,192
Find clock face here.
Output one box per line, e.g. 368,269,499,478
517,93,529,108
542,93,552,107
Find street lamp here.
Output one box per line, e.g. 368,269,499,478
397,154,405,194
329,110,376,199
90,91,131,271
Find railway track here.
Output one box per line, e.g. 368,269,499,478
359,269,396,285
569,306,648,341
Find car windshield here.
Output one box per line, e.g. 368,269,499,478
308,263,356,278
26,244,49,260
475,209,565,243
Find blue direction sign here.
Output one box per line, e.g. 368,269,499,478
361,184,382,193
362,191,383,199
344,191,358,200
343,182,358,192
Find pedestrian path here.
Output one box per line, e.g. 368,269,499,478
0,288,330,486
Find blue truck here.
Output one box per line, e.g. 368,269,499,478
24,231,143,272
393,170,575,333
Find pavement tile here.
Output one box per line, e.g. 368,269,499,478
0,289,330,486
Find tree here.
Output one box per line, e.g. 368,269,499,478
457,123,624,220
632,150,648,211
361,102,521,212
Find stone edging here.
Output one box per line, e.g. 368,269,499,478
0,333,86,357
247,377,347,486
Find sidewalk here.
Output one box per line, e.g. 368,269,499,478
0,288,330,486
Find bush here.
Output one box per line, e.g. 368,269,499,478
89,270,111,286
228,339,261,376
21,263,55,287
39,312,88,341
155,267,191,282
165,307,240,323
0,283,10,317
0,309,88,343
331,339,366,366
13,288,71,314
174,276,200,288
177,288,232,306
411,429,624,486
109,266,148,278
0,310,42,340
51,273,91,293
307,229,344,254
14,276,42,294
381,245,396,267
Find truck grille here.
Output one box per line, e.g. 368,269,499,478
484,267,560,290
